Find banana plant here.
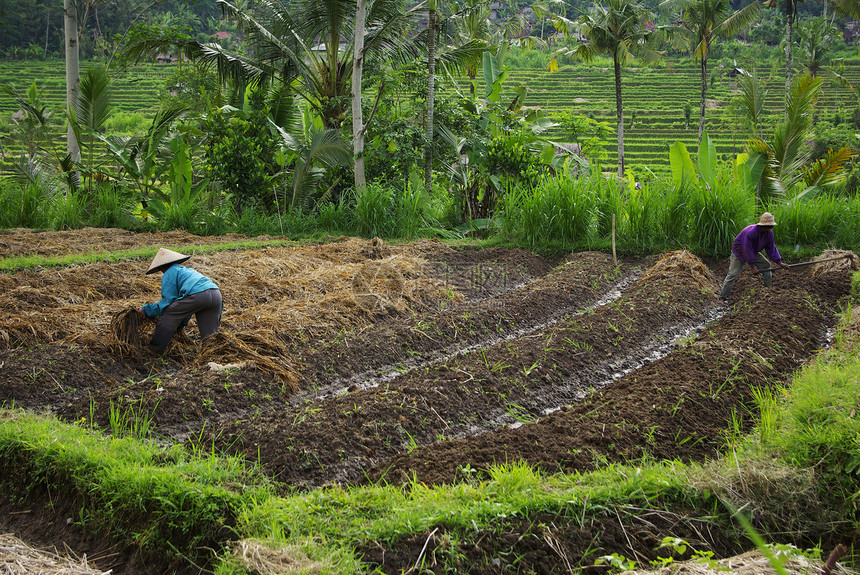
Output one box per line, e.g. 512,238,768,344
146,137,210,226
668,130,718,189
96,106,187,213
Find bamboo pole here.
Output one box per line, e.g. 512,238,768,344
611,214,617,267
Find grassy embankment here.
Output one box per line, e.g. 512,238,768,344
1,247,859,574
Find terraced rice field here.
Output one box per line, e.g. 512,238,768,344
0,230,856,573
3,59,858,177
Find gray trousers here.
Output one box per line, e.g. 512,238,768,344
150,288,222,352
720,252,772,299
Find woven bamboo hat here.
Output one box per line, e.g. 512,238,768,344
756,212,777,227
146,248,190,274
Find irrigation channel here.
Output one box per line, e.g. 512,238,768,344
0,230,857,574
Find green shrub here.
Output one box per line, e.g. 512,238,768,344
103,111,149,135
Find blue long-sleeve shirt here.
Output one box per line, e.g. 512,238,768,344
142,264,218,317
731,224,782,268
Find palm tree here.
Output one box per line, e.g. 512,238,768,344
744,73,854,203
415,0,499,192
575,0,661,177
795,16,838,78
425,0,439,193
737,72,767,139
122,0,413,190
660,0,760,144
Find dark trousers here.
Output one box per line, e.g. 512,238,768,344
720,253,772,299
150,288,222,353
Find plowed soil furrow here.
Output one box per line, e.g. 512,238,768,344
209,252,720,489
367,270,849,486
293,252,625,396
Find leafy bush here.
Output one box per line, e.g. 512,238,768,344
201,90,278,210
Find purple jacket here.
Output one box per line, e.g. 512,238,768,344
731,224,782,268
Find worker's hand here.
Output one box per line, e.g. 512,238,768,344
750,267,760,275
137,306,146,318
778,261,790,270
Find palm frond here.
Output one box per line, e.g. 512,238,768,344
802,146,855,190
75,65,114,133
718,0,761,37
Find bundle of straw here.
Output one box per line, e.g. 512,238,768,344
109,308,150,346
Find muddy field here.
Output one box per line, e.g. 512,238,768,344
0,230,857,574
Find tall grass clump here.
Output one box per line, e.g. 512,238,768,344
655,183,691,248
502,174,597,250
593,174,623,238
234,207,282,237
315,198,352,235
830,193,860,253
354,183,393,237
90,183,133,228
688,180,755,256
766,194,842,247
393,183,436,239
353,183,433,239
48,189,87,230
0,180,51,228
619,181,666,254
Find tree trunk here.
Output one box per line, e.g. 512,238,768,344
614,52,624,178
64,0,80,163
698,54,707,144
784,1,793,113
44,10,50,58
425,8,436,193
352,0,368,191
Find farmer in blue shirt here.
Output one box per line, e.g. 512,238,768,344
720,212,790,300
138,248,222,355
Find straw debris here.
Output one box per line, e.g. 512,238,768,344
640,250,719,293
0,533,111,574
810,250,860,276
230,539,326,574
617,549,852,575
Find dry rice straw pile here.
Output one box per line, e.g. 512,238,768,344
810,250,860,276
640,250,720,293
0,533,111,574
0,238,452,388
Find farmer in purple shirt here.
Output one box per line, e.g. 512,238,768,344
720,212,790,300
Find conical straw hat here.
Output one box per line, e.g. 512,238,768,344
146,248,191,274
